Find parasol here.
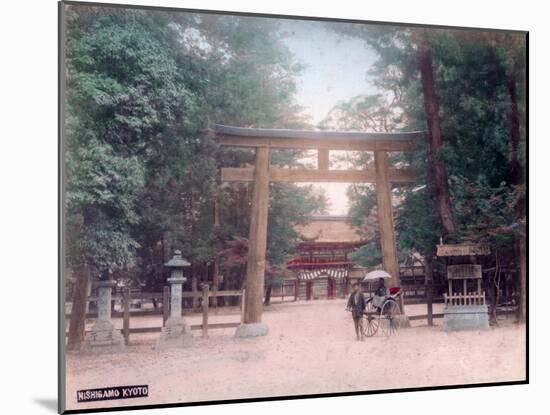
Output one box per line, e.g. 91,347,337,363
362,269,392,281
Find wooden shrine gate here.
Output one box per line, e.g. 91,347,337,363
214,124,423,326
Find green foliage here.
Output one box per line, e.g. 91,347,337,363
319,94,403,132
350,241,382,268
268,184,327,265
346,184,377,231
65,9,199,274
394,187,440,256
64,7,326,285
325,26,526,261
451,177,525,246
65,6,526,284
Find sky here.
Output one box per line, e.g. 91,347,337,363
278,19,378,215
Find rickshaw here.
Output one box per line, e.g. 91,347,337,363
361,270,402,337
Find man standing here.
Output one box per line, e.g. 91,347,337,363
346,282,366,341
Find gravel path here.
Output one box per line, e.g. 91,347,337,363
65,299,526,411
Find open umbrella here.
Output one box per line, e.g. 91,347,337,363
362,269,392,281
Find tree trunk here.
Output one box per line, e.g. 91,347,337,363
67,267,90,351
417,30,456,237
264,281,272,306
424,256,434,326
203,262,209,307
239,183,249,229
212,259,220,308
518,225,527,322
191,263,198,310
212,200,220,307
84,277,92,314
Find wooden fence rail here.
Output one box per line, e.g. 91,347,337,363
269,283,299,303
405,281,436,326
121,286,245,343
65,288,243,319
444,291,486,306
66,287,245,345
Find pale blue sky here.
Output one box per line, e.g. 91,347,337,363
280,19,378,125
279,19,378,214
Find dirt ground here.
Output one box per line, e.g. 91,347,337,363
65,299,526,411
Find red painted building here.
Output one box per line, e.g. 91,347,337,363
286,216,368,301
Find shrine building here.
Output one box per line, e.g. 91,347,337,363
286,215,368,300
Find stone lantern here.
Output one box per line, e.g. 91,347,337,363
158,250,193,347
82,267,125,353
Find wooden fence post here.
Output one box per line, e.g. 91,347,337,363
123,287,130,345
192,273,199,311
426,281,433,326
202,284,209,337
212,260,219,309
84,276,92,314
240,289,246,323
162,285,170,327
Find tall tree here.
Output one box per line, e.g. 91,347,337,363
415,30,455,237
64,6,328,343
324,24,526,277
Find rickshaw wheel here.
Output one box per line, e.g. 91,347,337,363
362,300,379,337
380,299,401,336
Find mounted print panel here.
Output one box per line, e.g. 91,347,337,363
59,1,528,413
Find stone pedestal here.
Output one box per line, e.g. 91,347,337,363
397,295,411,328
158,276,192,348
443,305,489,331
395,314,411,328
234,322,269,338
82,280,125,353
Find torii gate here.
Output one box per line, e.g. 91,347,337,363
214,124,422,331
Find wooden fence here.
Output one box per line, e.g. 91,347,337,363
444,291,486,306
67,287,245,345
404,281,440,325
122,286,244,344
270,282,299,302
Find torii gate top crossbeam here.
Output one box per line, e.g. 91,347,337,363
214,124,424,184
213,124,425,152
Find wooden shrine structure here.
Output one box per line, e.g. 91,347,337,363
437,243,491,331
285,215,367,300
214,124,424,327
287,240,365,300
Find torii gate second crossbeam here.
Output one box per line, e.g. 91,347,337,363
214,124,423,334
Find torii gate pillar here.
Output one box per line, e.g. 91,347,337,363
375,151,399,287
235,147,270,337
